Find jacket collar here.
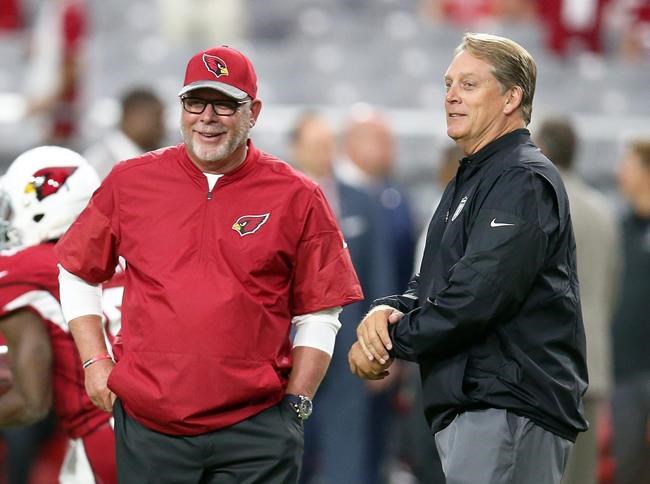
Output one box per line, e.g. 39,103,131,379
178,139,260,187
460,128,531,167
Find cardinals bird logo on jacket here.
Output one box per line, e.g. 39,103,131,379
232,213,270,237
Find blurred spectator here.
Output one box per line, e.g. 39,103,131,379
538,0,610,56
290,112,395,484
535,117,621,484
83,87,166,179
420,0,495,25
157,0,246,47
23,0,87,147
611,138,650,484
619,0,650,61
420,0,536,25
336,107,415,484
337,107,416,292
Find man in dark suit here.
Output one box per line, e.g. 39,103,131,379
290,112,395,484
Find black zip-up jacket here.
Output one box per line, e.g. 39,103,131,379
379,129,588,441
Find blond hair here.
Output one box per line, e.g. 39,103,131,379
456,33,537,125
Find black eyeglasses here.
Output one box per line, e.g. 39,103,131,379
180,97,251,116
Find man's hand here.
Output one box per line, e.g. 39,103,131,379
84,359,116,412
348,342,392,380
67,314,116,412
356,305,403,364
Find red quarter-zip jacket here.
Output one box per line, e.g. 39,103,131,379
56,141,363,435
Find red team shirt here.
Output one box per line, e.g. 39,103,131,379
0,242,114,439
0,241,121,482
56,141,363,435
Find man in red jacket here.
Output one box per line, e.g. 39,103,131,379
56,45,363,483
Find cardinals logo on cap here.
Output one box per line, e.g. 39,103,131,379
232,213,270,237
203,54,229,78
26,167,78,201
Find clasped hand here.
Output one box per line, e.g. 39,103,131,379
348,305,403,380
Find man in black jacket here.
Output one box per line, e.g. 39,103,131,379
349,32,588,483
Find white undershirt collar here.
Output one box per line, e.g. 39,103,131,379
204,173,223,191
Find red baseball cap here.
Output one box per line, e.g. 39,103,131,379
178,46,257,100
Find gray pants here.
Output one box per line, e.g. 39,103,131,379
113,399,304,484
434,408,572,484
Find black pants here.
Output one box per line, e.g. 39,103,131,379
113,400,304,484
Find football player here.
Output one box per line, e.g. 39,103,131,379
0,146,120,483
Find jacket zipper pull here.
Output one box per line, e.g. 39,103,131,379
207,191,213,200
445,210,449,223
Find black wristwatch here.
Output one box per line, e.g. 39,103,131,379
284,394,313,420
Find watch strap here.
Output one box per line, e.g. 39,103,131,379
283,394,312,420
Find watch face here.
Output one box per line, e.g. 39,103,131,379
285,394,313,420
298,397,313,419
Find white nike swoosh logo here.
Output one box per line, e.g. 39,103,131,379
0,271,7,279
490,218,515,227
